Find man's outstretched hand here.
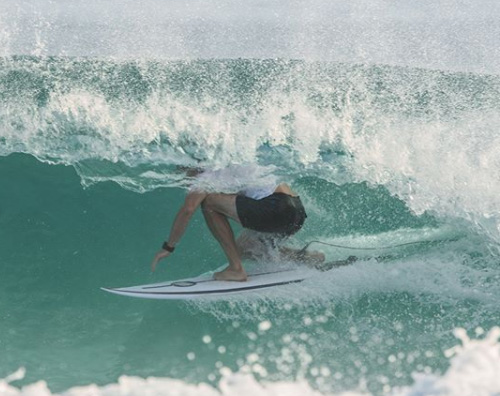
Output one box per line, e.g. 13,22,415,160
151,250,171,272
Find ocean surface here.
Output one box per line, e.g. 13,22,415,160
1,1,500,395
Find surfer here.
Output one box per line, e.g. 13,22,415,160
151,171,324,281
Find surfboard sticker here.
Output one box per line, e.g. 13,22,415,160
101,267,314,300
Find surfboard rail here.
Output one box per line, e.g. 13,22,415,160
101,267,314,300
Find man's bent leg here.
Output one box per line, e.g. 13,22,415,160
202,194,247,281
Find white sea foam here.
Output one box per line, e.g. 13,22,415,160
392,327,500,396
181,226,498,322
1,328,499,396
192,164,279,194
188,254,500,324
342,111,500,246
0,12,11,56
1,58,500,243
2,0,500,73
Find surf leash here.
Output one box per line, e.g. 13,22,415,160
299,237,460,254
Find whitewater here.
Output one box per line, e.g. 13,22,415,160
1,0,500,395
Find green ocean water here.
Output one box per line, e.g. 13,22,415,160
1,57,500,395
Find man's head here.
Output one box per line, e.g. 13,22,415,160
176,166,204,178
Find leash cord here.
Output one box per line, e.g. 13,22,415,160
300,238,458,253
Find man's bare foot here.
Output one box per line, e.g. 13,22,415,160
214,267,248,282
305,250,326,264
297,250,325,265
317,256,358,271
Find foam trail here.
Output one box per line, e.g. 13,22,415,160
393,328,500,396
2,328,499,396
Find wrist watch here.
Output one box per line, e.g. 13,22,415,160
162,242,175,253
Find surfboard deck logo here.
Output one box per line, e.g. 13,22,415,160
101,267,314,300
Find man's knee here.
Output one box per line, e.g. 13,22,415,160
201,193,239,221
201,194,217,212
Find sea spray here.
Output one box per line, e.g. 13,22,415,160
2,58,500,241
2,1,500,393
2,328,499,396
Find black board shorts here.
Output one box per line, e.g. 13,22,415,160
236,192,307,236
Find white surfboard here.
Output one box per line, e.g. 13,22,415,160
101,267,315,300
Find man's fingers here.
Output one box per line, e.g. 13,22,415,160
151,251,169,272
151,254,162,272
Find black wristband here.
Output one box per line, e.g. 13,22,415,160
162,242,175,252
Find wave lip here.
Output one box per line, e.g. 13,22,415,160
2,58,500,244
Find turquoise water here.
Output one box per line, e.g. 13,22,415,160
3,151,499,395
2,3,500,395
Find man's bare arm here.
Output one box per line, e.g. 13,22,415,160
151,191,207,271
165,191,207,247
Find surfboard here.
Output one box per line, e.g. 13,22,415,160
101,267,314,300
